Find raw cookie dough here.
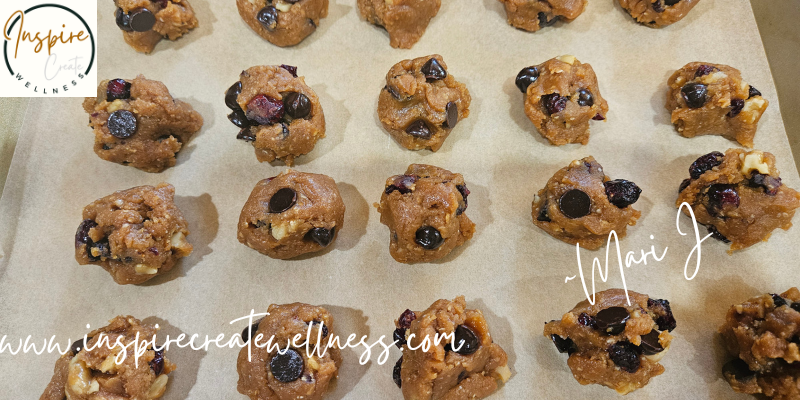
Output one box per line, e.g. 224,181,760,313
617,0,700,27
39,316,175,400
237,169,345,259
75,183,193,285
666,62,768,147
357,0,440,49
497,0,586,32
517,55,609,146
677,149,800,251
719,288,800,399
237,303,342,400
376,164,475,263
236,0,328,47
114,0,198,53
378,55,471,152
392,296,511,400
543,289,676,395
83,75,203,172
532,156,642,250
227,65,326,166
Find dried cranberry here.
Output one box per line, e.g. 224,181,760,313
603,179,642,208
727,99,745,117
689,151,724,179
707,184,740,215
609,341,641,373
280,64,298,77
578,312,596,328
88,240,111,262
456,184,469,215
75,219,97,248
750,173,782,195
707,225,730,243
385,175,417,195
681,83,708,109
695,65,716,78
515,67,539,93
748,85,762,99
592,113,605,120
150,350,165,375
647,298,677,332
246,94,284,125
106,79,131,102
550,334,577,355
421,58,447,81
542,93,567,115
393,357,403,388
397,309,416,329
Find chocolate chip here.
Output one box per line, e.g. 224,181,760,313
106,79,131,102
748,85,762,99
578,312,597,328
550,334,577,355
639,330,664,355
421,58,447,81
75,219,97,248
108,110,137,139
269,349,304,383
515,67,539,93
457,370,467,383
280,123,290,139
707,225,730,243
246,94,284,125
283,92,311,120
608,341,641,373
727,99,745,117
679,178,692,193
309,320,329,338
681,83,708,109
694,65,716,78
257,6,279,31
592,113,605,121
397,309,417,329
559,189,591,219
405,120,432,140
536,202,551,222
665,0,681,4
456,184,469,215
129,9,156,32
750,173,782,195
268,188,297,213
228,108,251,128
596,307,630,335
647,298,677,332
225,81,242,110
541,93,567,115
576,89,594,107
603,180,642,208
385,175,417,195
652,0,665,12
70,337,91,356
384,85,402,100
443,102,458,129
445,325,479,355
115,8,133,31
150,350,165,375
722,359,755,382
538,11,558,27
393,357,403,388
415,226,443,250
772,294,788,308
88,240,111,262
280,65,298,77
237,129,256,142
393,328,406,348
241,320,261,344
706,184,740,215
689,151,724,179
791,303,800,313
305,227,334,247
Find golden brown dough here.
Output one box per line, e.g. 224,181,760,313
236,0,329,47
618,0,700,27
357,0,440,49
497,0,586,32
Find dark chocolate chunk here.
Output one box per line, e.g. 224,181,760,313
559,189,591,219
269,349,304,383
268,188,297,213
596,307,630,335
421,58,447,81
108,110,138,139
415,226,443,250
515,67,539,93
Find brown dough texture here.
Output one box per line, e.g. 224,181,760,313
522,55,608,146
532,156,641,250
393,296,511,400
719,288,800,400
83,75,203,173
115,0,198,53
376,164,475,263
543,289,676,395
231,65,326,166
237,303,342,400
357,0,441,49
497,0,585,32
618,0,700,27
39,316,176,400
238,170,345,259
74,183,193,285
378,55,471,152
666,61,768,147
676,149,800,252
237,0,329,47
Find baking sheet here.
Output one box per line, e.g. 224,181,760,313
1,0,799,398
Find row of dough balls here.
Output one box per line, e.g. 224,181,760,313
74,148,800,286
83,56,770,173
111,0,702,53
38,288,800,399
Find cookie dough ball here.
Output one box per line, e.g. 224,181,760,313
677,149,800,251
517,55,609,146
532,156,642,250
666,62,768,147
392,296,511,399
497,0,585,32
376,164,475,263
358,0,440,49
238,170,345,259
237,0,328,47
113,0,198,53
618,0,699,27
544,289,676,394
74,183,193,285
237,303,342,400
378,55,471,152
39,316,175,400
227,65,326,166
719,288,800,399
82,75,203,172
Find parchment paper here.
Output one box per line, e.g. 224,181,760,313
1,0,799,398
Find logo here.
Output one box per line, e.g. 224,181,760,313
1,1,97,97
